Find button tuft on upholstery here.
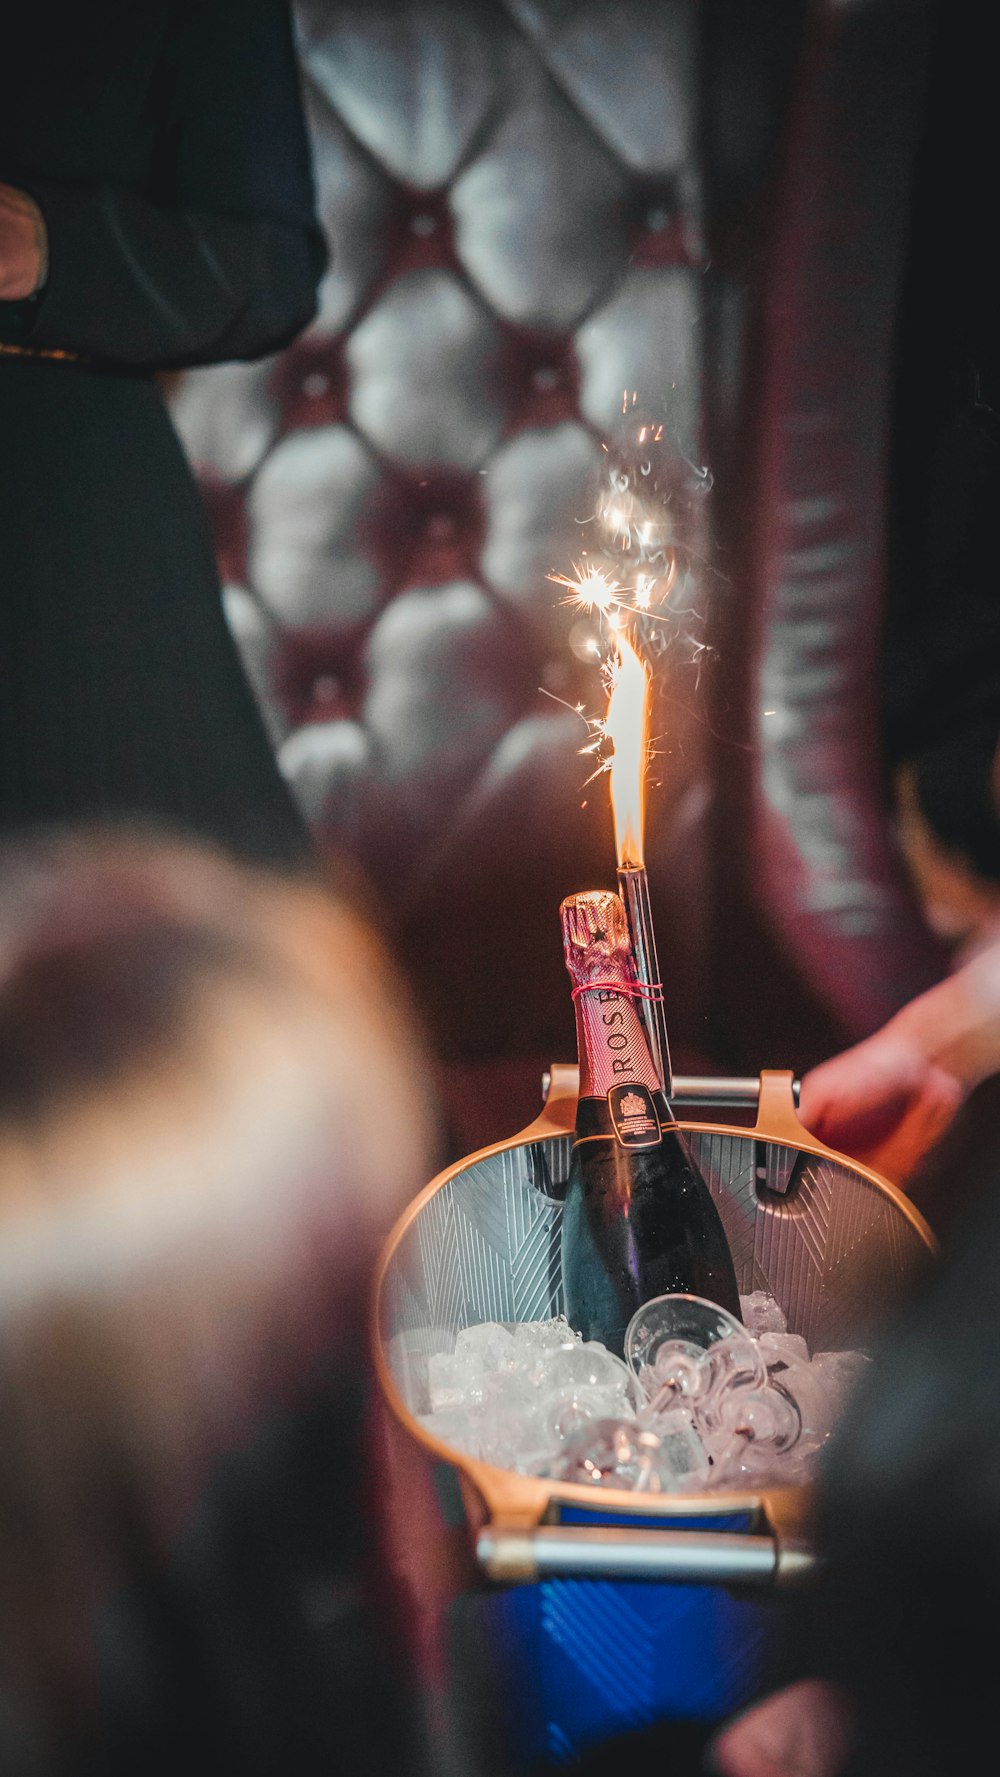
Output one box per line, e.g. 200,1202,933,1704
267,341,349,434
379,192,459,280
374,468,486,589
501,332,581,432
271,632,362,731
627,182,702,270
312,673,342,706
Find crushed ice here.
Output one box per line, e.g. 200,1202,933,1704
388,1291,871,1494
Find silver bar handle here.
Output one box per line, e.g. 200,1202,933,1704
671,1074,801,1109
541,1071,801,1111
477,1524,817,1588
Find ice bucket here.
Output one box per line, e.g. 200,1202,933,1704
373,1068,936,1766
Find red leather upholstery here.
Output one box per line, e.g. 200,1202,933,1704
170,0,947,1154
707,0,948,1073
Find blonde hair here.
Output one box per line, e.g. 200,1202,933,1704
0,825,438,1751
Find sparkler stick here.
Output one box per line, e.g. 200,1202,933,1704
604,630,673,1100
616,861,672,1100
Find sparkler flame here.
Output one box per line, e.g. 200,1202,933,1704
547,397,711,867
549,564,620,614
606,630,648,871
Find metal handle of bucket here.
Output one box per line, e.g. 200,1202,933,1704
671,1074,800,1109
539,1072,801,1111
476,1524,818,1588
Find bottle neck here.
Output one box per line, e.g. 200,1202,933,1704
573,982,662,1099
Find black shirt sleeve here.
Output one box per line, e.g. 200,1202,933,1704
14,1,327,370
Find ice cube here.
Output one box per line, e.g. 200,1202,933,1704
427,1349,487,1412
510,1316,579,1383
740,1291,788,1336
544,1340,636,1395
512,1315,578,1354
455,1321,517,1370
479,1375,555,1471
758,1330,811,1367
810,1349,872,1416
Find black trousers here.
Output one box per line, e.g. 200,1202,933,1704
0,355,313,870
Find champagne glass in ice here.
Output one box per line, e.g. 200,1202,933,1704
624,1292,767,1422
705,1375,811,1487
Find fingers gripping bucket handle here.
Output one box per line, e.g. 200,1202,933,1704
373,1069,935,1757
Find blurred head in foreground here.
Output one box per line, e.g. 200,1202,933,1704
0,824,440,1773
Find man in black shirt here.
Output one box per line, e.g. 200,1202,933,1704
0,2,327,867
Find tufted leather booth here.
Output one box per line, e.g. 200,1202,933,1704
170,0,949,1159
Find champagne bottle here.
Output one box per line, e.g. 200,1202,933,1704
559,888,741,1356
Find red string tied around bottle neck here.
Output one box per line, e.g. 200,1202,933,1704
570,979,664,1003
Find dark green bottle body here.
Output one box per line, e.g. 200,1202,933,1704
561,1092,742,1358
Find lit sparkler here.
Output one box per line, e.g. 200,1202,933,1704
605,630,672,1097
605,629,647,872
549,399,706,1097
549,563,622,615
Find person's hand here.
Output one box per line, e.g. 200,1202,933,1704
706,1678,854,1777
0,183,48,300
799,932,1000,1185
799,1029,964,1185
